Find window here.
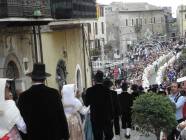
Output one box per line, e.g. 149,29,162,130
161,17,164,23
132,19,134,26
185,14,186,19
144,18,147,24
95,22,98,34
136,18,138,25
101,22,104,34
154,17,156,23
88,23,91,34
150,18,153,24
100,7,104,17
140,18,142,25
126,19,128,26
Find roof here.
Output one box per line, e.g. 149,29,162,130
111,2,163,12
0,18,54,27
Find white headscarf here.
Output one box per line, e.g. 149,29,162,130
0,78,23,138
62,84,83,116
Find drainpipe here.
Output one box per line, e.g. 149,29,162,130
82,24,87,88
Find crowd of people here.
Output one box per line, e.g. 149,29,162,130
0,41,186,140
104,40,176,86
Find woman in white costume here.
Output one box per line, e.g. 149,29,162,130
0,78,27,140
62,84,88,140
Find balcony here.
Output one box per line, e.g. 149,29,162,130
51,0,97,19
0,0,52,26
134,24,142,33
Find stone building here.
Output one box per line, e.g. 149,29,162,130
105,2,167,58
0,0,96,93
0,27,33,91
177,5,186,37
89,4,108,72
41,19,93,91
163,7,178,39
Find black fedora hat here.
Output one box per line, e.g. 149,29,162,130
26,63,51,80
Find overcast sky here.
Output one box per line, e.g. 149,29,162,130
97,0,186,17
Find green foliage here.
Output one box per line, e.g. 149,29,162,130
182,48,186,54
183,68,186,76
163,75,167,81
180,52,186,60
132,93,176,138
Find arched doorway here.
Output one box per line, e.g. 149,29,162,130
3,53,25,99
5,61,20,101
6,61,20,79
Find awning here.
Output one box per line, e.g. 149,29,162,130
0,18,54,27
49,18,96,29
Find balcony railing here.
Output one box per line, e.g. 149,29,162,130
134,24,142,33
0,0,97,21
0,0,51,18
51,0,97,19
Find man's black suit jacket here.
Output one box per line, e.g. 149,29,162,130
18,84,69,140
85,84,113,125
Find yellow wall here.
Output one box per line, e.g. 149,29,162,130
41,27,92,90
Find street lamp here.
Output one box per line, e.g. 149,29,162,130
33,9,44,64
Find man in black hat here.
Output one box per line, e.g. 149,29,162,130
85,71,114,140
18,63,69,140
103,79,120,138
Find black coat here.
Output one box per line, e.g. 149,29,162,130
85,84,114,125
110,90,120,117
18,84,69,140
118,91,133,114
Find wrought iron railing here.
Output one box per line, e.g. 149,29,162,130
0,0,96,19
0,0,51,18
51,0,96,19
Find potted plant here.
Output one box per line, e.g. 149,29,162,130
132,93,176,140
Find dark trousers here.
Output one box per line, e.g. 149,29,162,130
121,113,132,129
167,118,184,140
112,116,120,135
91,121,114,140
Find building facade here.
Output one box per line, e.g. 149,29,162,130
105,2,167,58
88,4,107,72
0,27,34,91
177,5,186,37
0,0,97,93
41,20,93,91
0,0,52,92
163,7,178,39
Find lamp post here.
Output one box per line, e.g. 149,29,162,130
33,9,44,64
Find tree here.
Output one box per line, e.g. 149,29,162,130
132,93,176,140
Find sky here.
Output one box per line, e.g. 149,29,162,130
97,0,186,17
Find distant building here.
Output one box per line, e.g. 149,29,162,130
89,4,107,58
105,2,167,58
177,5,186,37
163,7,178,40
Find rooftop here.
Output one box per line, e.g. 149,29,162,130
110,2,163,12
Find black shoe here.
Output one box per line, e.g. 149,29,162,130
125,134,130,139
